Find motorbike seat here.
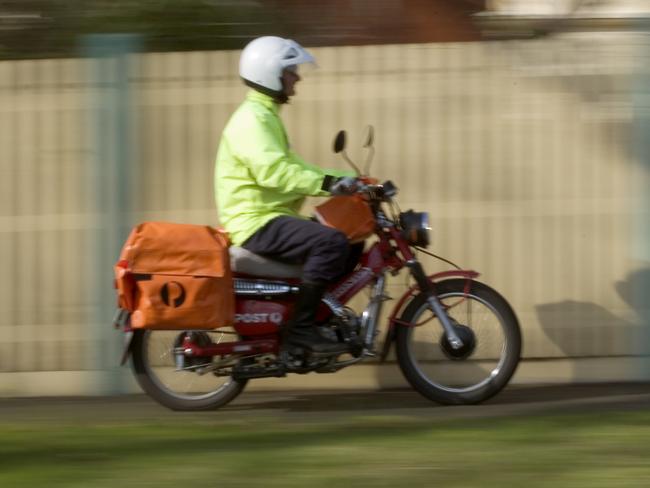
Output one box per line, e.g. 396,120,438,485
229,246,302,279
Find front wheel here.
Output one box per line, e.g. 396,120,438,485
395,279,521,405
131,329,247,411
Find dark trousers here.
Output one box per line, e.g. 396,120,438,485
242,216,363,283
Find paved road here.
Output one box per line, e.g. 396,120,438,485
1,383,649,425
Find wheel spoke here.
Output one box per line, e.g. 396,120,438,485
141,330,240,400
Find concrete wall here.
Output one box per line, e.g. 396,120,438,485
0,35,648,395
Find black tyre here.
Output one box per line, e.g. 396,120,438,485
131,329,247,411
395,279,521,405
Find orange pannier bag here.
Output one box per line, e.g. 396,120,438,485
314,195,375,243
114,222,234,330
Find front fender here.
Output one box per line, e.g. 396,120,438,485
379,269,479,362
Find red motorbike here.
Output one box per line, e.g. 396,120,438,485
119,129,521,411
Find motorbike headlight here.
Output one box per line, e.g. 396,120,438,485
399,210,431,247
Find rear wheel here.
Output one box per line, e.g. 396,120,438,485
131,329,247,411
395,279,521,405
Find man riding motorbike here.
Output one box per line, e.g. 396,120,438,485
215,36,360,355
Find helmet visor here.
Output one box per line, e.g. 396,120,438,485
279,40,316,71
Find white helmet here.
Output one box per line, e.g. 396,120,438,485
239,36,315,95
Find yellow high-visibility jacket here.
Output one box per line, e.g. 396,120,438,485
215,90,352,246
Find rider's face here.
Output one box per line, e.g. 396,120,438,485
281,66,301,97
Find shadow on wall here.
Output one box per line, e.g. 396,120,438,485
615,266,650,325
536,266,650,381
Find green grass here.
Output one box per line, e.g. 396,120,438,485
1,410,649,487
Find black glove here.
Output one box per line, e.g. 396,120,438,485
328,176,358,196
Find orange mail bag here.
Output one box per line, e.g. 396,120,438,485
114,222,234,330
314,195,375,243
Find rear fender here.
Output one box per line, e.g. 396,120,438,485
120,329,135,366
379,269,480,362
113,309,135,366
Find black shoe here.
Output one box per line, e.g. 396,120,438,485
284,281,348,355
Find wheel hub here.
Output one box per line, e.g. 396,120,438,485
440,324,476,360
174,331,214,369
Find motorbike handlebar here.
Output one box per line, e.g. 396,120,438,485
354,179,398,200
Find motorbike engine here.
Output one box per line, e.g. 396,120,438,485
320,307,359,339
319,307,363,357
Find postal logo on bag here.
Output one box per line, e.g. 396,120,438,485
160,281,186,308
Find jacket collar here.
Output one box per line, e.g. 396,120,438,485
246,90,280,114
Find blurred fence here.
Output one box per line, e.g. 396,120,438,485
1,34,649,394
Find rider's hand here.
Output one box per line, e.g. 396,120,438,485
329,176,358,196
